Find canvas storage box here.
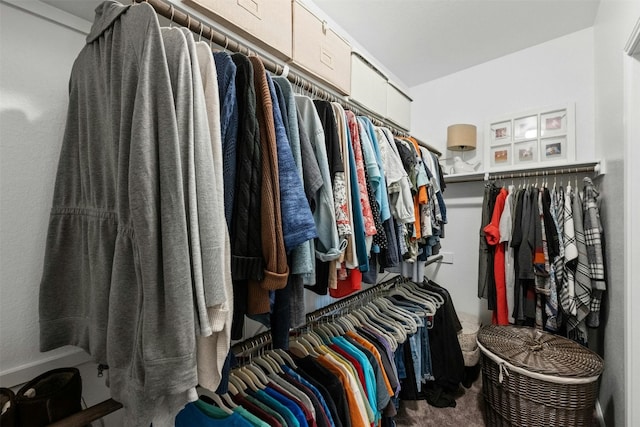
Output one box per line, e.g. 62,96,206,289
349,53,387,114
385,82,412,131
184,0,292,60
477,325,603,427
292,0,351,95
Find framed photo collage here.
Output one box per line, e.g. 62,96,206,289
485,104,575,171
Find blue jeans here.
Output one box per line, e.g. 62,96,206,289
394,343,406,380
408,333,422,393
419,325,434,381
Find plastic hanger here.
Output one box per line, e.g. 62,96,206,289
352,308,398,349
288,339,310,358
198,387,234,415
372,299,417,333
336,316,355,332
313,324,333,343
365,304,407,342
272,349,298,369
296,334,322,357
262,351,285,373
243,364,269,387
230,370,258,392
325,320,343,337
385,298,422,326
253,355,277,375
327,319,346,337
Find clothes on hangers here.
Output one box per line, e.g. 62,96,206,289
477,177,606,344
41,2,450,424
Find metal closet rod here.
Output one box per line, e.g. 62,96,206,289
488,165,598,182
133,0,414,138
444,162,602,184
232,253,444,355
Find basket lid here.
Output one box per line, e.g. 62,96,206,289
477,325,603,378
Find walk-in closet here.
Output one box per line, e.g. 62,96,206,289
1,0,639,426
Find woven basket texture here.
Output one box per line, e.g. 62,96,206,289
477,325,603,377
478,325,603,427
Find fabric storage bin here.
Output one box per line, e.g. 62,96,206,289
184,0,292,60
292,0,351,95
457,312,481,367
477,325,603,427
350,52,387,114
385,82,411,130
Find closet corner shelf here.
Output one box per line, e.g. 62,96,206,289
443,160,603,184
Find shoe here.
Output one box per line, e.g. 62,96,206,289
15,367,82,426
0,387,17,427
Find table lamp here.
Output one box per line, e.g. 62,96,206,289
447,124,480,173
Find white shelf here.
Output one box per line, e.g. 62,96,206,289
444,160,602,184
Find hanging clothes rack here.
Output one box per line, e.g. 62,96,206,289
131,0,443,148
48,2,446,423
231,253,443,356
51,252,442,426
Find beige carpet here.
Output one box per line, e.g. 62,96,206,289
395,376,487,426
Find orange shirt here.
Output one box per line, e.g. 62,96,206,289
346,331,394,397
401,137,428,240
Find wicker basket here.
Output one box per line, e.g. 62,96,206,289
477,325,603,427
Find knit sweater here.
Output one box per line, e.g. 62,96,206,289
194,41,233,393
274,76,315,277
267,75,316,253
230,53,262,338
213,52,239,230
247,56,289,315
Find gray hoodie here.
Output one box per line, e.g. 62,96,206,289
39,2,197,424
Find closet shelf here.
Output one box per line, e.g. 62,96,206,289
443,160,602,184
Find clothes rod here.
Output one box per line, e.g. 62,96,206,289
444,161,602,184
132,0,418,140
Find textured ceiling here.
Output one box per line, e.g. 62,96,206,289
313,0,600,87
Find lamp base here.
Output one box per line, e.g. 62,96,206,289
452,156,481,174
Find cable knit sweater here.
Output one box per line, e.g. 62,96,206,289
213,52,238,230
247,56,289,315
230,53,262,339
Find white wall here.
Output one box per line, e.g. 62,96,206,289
0,1,85,377
0,2,122,424
591,2,640,426
410,27,596,168
409,28,596,323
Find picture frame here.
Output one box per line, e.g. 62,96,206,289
540,109,567,137
484,103,575,172
490,145,512,168
541,136,566,161
514,141,538,164
490,121,511,145
514,115,538,141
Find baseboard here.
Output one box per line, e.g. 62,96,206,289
0,348,91,388
595,398,606,427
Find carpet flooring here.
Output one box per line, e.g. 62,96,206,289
395,375,487,426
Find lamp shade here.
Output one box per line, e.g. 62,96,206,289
447,124,477,151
